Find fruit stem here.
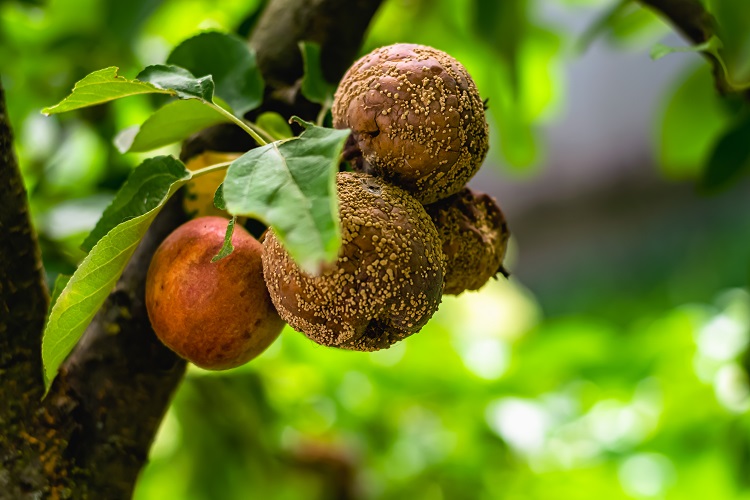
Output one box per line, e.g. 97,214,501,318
209,104,268,146
247,121,276,144
190,160,234,178
316,96,332,127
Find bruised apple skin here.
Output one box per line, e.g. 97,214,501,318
145,216,284,369
262,172,445,351
425,188,510,295
332,43,489,204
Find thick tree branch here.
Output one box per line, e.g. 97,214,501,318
1,0,384,498
639,0,715,45
0,79,48,395
39,196,189,499
251,0,382,86
247,0,383,119
0,78,51,498
189,0,385,160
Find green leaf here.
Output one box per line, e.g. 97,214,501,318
212,217,236,262
651,35,750,92
214,183,227,211
82,155,192,251
701,114,750,191
115,99,230,153
299,41,334,105
658,65,730,179
47,274,71,318
650,37,719,61
42,156,191,389
256,112,293,141
223,121,349,273
42,67,172,115
168,31,264,115
136,64,215,101
710,0,750,84
43,65,219,117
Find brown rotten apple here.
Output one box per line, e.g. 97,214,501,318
145,216,284,369
333,43,489,204
425,188,510,295
262,172,445,351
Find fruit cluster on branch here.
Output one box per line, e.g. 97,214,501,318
146,43,511,367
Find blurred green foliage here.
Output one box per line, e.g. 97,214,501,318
133,280,750,499
3,0,750,498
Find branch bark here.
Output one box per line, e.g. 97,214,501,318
0,0,383,498
248,0,383,121
251,0,382,88
639,0,715,45
0,77,53,499
0,80,47,401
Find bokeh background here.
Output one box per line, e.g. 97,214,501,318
3,0,750,498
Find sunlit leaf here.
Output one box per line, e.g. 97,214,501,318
47,274,71,318
43,65,218,119
168,31,264,115
223,119,349,273
42,67,171,115
42,156,191,389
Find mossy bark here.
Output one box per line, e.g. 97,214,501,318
0,0,382,498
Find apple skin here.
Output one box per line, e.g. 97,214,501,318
145,216,284,370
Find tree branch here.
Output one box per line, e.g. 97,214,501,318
247,0,383,120
639,0,715,45
0,79,48,397
638,0,730,93
188,0,385,161
0,78,52,498
1,0,384,498
40,195,189,498
251,0,382,86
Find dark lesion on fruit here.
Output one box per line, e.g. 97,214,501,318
363,126,380,139
344,318,397,351
359,177,382,195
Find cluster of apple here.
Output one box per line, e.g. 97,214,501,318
145,44,510,369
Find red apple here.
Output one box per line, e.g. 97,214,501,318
146,216,284,369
